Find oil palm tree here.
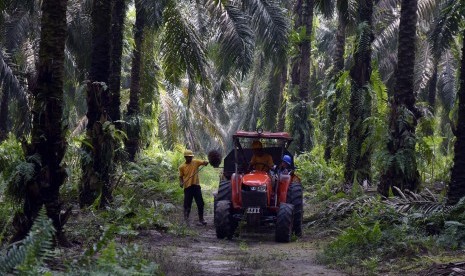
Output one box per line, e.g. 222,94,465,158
344,0,374,186
324,0,357,161
0,0,39,141
80,0,114,207
109,0,128,126
288,0,315,153
428,0,465,205
11,0,69,244
141,0,290,151
125,0,147,161
378,0,420,196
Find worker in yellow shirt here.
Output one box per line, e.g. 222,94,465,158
179,149,209,226
249,140,274,172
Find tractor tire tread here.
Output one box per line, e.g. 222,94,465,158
214,200,235,239
287,183,303,237
275,203,294,243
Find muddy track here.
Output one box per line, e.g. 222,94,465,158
140,213,345,276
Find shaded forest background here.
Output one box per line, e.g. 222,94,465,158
0,0,465,275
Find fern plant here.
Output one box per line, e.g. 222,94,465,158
0,208,55,274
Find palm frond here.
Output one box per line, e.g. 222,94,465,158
2,11,31,50
187,103,226,149
261,64,282,131
158,86,183,148
161,1,208,86
338,0,358,29
315,0,335,19
417,0,444,22
3,0,36,14
414,39,434,93
241,54,266,131
386,186,449,215
314,20,336,57
138,0,167,29
429,0,465,59
0,48,27,103
66,0,92,79
437,51,456,111
208,0,255,77
372,17,399,54
374,0,399,12
244,0,289,62
307,196,379,226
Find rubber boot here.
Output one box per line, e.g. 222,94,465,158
184,209,190,226
197,213,207,226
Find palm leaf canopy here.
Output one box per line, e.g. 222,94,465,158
243,0,290,63
0,48,27,103
208,0,255,77
315,0,335,19
161,0,209,87
429,0,465,60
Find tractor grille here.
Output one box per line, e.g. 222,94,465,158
241,190,267,208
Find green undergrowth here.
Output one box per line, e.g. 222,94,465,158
0,139,219,274
295,144,465,275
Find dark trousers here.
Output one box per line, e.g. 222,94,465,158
184,185,205,219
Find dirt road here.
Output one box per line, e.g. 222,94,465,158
141,214,345,276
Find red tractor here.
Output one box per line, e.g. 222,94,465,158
214,130,303,242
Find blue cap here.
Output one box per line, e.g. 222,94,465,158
282,155,292,166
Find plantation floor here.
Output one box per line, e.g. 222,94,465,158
138,211,346,276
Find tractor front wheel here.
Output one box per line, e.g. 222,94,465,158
287,183,303,237
275,203,294,243
214,180,231,213
214,200,235,239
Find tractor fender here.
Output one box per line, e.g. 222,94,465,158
231,173,243,209
277,174,292,204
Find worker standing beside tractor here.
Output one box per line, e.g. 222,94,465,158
179,149,208,226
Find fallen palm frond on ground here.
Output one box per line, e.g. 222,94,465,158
421,261,465,276
385,186,451,215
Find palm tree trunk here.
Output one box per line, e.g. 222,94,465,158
80,0,113,207
11,0,69,244
325,14,346,161
427,61,438,110
447,29,465,205
277,63,288,132
108,0,127,125
378,0,420,196
0,88,8,141
289,0,314,153
125,0,145,161
344,0,373,185
423,59,439,136
298,0,313,102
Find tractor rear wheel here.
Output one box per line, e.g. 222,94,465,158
275,203,294,242
287,183,303,237
214,200,235,239
214,180,231,213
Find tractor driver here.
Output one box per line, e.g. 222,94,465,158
249,140,275,172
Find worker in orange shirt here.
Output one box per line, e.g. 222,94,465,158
249,140,274,172
179,149,208,226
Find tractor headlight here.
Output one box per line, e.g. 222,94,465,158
256,185,266,192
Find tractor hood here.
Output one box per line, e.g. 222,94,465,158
242,171,271,186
